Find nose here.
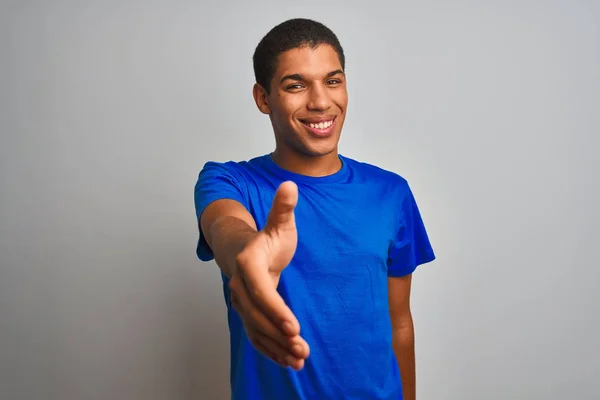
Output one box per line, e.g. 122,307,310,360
306,84,331,111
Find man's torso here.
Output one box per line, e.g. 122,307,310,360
211,154,407,400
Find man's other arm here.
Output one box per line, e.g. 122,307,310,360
388,274,415,400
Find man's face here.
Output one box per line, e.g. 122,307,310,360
254,44,348,158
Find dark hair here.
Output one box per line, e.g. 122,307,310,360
252,18,345,94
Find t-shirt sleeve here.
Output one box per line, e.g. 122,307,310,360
387,183,436,277
194,161,248,262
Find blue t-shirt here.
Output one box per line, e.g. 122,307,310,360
194,153,435,400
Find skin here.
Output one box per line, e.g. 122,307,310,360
201,44,416,399
389,274,416,400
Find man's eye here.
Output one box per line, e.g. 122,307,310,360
287,84,303,90
327,79,341,85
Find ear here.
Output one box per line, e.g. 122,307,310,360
252,83,271,115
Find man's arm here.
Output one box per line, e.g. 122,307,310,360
388,274,415,400
197,185,310,370
199,198,258,278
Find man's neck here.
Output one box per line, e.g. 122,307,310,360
270,148,342,178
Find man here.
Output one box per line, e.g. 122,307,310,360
194,18,435,400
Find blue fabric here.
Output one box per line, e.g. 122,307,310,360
194,154,436,400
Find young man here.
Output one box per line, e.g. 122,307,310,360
194,18,435,400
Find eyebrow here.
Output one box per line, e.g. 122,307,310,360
279,69,345,84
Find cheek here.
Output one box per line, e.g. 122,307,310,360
336,92,348,110
277,94,303,114
272,105,298,132
269,103,289,124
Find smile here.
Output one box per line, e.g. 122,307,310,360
299,117,336,137
305,120,333,129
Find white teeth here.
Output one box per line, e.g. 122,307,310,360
308,120,333,129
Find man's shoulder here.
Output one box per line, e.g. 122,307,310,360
342,154,409,187
198,154,267,177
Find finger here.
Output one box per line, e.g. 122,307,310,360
289,357,305,371
264,181,298,232
289,336,310,359
246,327,293,368
253,330,297,366
238,265,301,337
235,279,304,350
248,331,282,367
234,277,283,340
232,275,309,357
252,330,306,370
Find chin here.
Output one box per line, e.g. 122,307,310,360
303,144,339,157
279,129,341,157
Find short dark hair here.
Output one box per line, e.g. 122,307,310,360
252,18,345,94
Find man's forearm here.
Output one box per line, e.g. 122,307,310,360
393,321,416,400
206,216,258,278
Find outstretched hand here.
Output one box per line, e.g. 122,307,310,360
228,181,310,370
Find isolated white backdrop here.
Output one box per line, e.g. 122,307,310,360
1,1,599,399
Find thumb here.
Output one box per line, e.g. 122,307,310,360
264,181,298,233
